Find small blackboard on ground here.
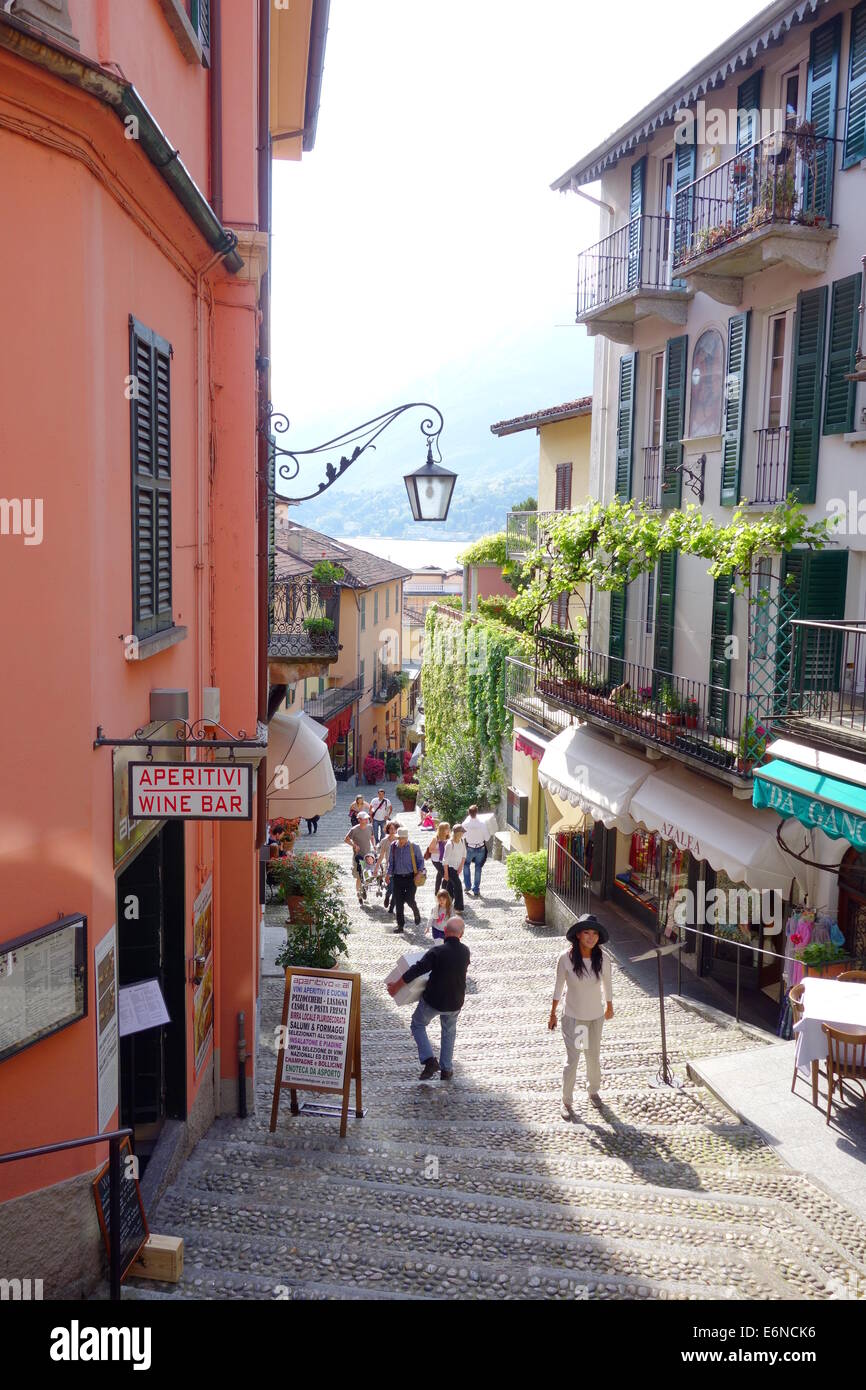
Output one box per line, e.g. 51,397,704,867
92,1138,149,1281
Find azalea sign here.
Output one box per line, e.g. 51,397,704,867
128,762,253,821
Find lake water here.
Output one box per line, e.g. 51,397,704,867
337,536,465,571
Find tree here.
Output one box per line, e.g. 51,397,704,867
511,495,537,512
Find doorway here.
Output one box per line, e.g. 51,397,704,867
116,822,186,1172
839,849,866,960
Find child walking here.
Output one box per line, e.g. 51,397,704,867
426,888,454,941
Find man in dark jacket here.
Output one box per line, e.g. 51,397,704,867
387,917,469,1080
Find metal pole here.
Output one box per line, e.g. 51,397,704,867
735,947,742,1024
657,949,669,1084
108,1133,121,1303
238,1010,248,1118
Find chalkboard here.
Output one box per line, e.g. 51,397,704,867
92,1139,149,1280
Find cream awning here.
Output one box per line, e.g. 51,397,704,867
266,713,336,818
629,763,797,896
537,725,652,833
295,710,328,741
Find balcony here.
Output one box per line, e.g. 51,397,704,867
748,426,790,507
505,656,572,735
505,509,560,562
304,678,365,722
268,575,340,666
372,656,404,705
641,446,661,508
535,634,762,779
775,619,866,752
672,130,836,304
575,213,692,344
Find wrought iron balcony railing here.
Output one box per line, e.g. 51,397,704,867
778,619,866,746
535,634,763,777
304,678,365,721
576,213,681,318
673,129,835,270
751,426,790,506
506,509,559,560
504,656,571,735
373,657,403,704
641,446,661,508
268,576,340,661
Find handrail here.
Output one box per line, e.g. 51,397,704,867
0,1127,134,1302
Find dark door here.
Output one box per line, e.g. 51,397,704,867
839,849,866,960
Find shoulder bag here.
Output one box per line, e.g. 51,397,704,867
409,844,427,888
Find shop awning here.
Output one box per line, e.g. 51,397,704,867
630,763,795,895
514,728,548,762
266,712,337,818
538,725,652,833
753,760,866,851
295,710,328,741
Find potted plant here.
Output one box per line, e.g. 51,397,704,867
363,754,385,785
506,850,548,925
276,899,351,971
302,615,336,651
384,750,402,782
310,559,345,599
396,781,418,812
684,696,699,729
795,942,853,980
272,853,338,925
737,715,768,773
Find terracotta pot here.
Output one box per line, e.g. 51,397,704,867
400,797,417,812
523,892,546,924
285,895,313,925
685,715,698,729
804,959,854,980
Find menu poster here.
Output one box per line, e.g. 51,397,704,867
0,915,87,1064
95,928,118,1131
193,960,214,1074
193,877,213,962
192,876,214,1074
118,979,170,1037
282,973,353,1089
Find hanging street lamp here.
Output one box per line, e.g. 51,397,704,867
403,439,457,522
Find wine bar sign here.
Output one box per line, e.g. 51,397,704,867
128,763,253,821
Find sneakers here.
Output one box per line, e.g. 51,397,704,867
440,1069,453,1081
419,1058,440,1081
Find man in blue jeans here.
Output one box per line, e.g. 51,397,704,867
386,917,469,1080
461,804,488,897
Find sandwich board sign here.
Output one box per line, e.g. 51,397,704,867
269,968,362,1138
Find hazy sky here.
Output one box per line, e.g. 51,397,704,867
270,0,764,499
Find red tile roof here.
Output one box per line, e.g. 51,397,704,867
490,396,592,437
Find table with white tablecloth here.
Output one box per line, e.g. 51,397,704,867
793,977,866,1105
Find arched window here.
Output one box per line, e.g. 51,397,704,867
688,329,724,437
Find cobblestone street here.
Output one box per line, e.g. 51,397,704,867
142,786,866,1301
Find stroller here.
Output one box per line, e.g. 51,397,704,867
358,851,385,905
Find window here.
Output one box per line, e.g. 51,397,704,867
752,558,772,660
650,353,664,447
129,316,173,640
360,595,366,631
645,566,655,636
395,583,399,610
360,658,365,689
374,591,379,626
186,0,210,64
782,66,802,131
552,592,569,627
660,155,674,264
554,462,572,511
765,313,790,429
688,329,724,437
385,588,390,619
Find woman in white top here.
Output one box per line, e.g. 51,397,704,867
442,824,466,910
548,914,613,1121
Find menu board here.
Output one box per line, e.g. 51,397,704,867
0,916,87,1063
95,928,118,1131
192,876,214,1073
282,973,354,1090
92,1138,149,1280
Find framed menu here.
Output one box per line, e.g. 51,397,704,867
0,915,87,1064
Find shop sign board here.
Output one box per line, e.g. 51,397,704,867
128,763,252,821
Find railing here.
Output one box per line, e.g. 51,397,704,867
752,426,789,505
673,129,835,270
0,1128,133,1301
304,678,365,721
535,634,761,777
404,605,427,626
547,834,591,919
373,656,403,704
506,510,539,557
641,446,661,507
269,576,340,661
780,619,866,741
576,213,679,317
505,656,571,735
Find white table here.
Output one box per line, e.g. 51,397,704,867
793,977,866,1104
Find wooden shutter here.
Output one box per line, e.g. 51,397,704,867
653,551,677,675
806,14,841,220
615,352,638,499
785,549,849,692
608,589,626,686
823,272,862,435
627,157,646,291
787,286,828,502
660,335,687,508
844,1,866,167
553,591,570,628
130,316,173,639
736,71,762,150
720,312,750,506
554,462,572,511
190,0,211,65
707,576,734,734
672,138,696,269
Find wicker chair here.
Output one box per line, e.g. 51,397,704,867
822,1023,866,1124
837,970,866,983
789,981,806,1094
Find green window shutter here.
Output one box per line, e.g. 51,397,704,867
707,576,734,735
608,589,627,686
374,591,379,626
844,1,866,167
672,139,696,269
660,335,687,508
806,14,841,220
787,286,828,502
190,0,211,65
736,71,762,150
627,157,646,290
361,595,366,630
653,551,677,675
785,549,849,692
615,352,638,499
720,311,750,506
823,272,862,435
130,316,173,640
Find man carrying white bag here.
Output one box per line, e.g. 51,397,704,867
386,917,470,1081
384,948,431,1006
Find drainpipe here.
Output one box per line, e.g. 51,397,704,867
209,0,223,222
255,0,271,851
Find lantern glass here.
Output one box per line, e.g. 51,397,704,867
404,461,456,522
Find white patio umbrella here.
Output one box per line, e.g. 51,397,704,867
266,712,336,818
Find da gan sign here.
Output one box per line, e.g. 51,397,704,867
128,763,253,821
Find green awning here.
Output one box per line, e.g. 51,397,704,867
753,759,866,850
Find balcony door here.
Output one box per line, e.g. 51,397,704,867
756,309,793,503
659,155,674,272
643,351,665,507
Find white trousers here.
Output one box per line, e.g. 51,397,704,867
561,1015,603,1103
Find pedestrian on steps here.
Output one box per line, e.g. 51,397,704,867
424,821,451,895
387,825,424,933
442,823,466,910
461,804,488,898
548,914,614,1122
387,916,469,1080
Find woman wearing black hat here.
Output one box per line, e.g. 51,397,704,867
548,913,613,1121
